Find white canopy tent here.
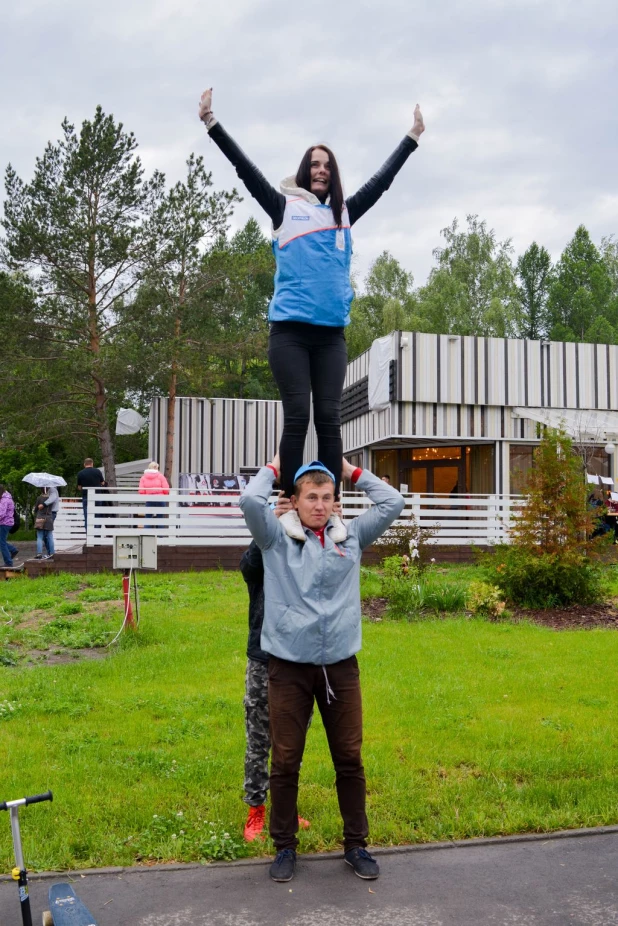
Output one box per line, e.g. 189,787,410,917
512,407,618,441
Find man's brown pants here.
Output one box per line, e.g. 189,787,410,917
268,654,368,852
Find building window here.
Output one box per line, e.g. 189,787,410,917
510,444,609,495
408,446,462,461
576,446,609,480
509,445,534,494
373,444,494,495
469,445,495,494
373,450,398,485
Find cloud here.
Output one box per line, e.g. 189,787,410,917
1,0,617,285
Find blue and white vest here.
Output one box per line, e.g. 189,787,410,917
269,178,354,328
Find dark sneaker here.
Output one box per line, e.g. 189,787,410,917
344,847,380,879
35,554,43,559
269,849,296,882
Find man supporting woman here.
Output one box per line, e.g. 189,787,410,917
198,89,424,500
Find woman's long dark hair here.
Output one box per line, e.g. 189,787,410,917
295,144,344,228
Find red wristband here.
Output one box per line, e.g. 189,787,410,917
266,464,278,478
351,467,362,484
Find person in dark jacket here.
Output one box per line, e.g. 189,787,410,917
198,88,424,499
34,492,55,559
76,458,103,531
239,494,313,842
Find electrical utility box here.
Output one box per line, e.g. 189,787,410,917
113,535,158,570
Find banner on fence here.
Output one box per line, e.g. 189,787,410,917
178,473,249,513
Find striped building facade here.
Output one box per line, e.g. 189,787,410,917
149,332,618,493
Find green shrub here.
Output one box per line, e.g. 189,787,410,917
483,429,609,609
466,580,505,617
484,547,607,609
381,559,467,618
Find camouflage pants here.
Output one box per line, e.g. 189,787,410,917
243,658,313,806
243,659,271,807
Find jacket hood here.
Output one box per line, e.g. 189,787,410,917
279,176,326,205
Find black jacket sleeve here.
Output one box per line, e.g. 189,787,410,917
240,539,265,586
207,123,286,228
346,136,418,226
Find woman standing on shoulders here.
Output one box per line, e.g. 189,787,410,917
198,89,425,501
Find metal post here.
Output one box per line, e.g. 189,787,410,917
132,567,140,626
10,807,32,926
122,570,135,628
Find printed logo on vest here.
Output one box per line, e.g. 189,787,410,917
291,215,310,221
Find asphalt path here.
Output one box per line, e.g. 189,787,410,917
2,828,618,925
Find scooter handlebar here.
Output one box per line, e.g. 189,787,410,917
25,790,53,806
0,790,53,811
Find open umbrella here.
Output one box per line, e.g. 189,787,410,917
22,472,67,488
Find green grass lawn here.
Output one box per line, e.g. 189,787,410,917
1,568,618,872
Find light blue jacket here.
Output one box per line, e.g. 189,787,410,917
269,180,354,328
239,468,405,665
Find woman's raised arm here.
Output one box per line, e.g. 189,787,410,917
346,104,425,226
198,88,286,227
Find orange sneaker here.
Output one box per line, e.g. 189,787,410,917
244,804,266,842
298,815,311,829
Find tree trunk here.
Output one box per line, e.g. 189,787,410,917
88,252,116,486
96,381,117,486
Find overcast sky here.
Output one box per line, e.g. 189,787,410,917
2,0,617,286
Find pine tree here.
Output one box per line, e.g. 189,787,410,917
1,107,163,484
487,429,607,607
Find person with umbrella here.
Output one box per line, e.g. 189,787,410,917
34,492,55,559
22,473,67,550
42,486,61,523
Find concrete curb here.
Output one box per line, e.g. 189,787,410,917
4,823,618,882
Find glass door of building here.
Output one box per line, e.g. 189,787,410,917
405,462,462,496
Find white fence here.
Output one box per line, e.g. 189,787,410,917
53,490,525,550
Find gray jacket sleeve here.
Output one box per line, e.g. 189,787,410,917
239,467,282,550
44,487,59,508
350,471,405,550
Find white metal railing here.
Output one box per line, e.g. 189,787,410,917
48,489,526,549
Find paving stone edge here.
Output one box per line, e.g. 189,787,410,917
3,824,618,883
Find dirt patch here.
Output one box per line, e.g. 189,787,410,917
4,645,109,667
362,597,389,621
509,602,618,630
39,647,109,665
361,597,618,630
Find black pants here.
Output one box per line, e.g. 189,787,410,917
268,322,347,497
